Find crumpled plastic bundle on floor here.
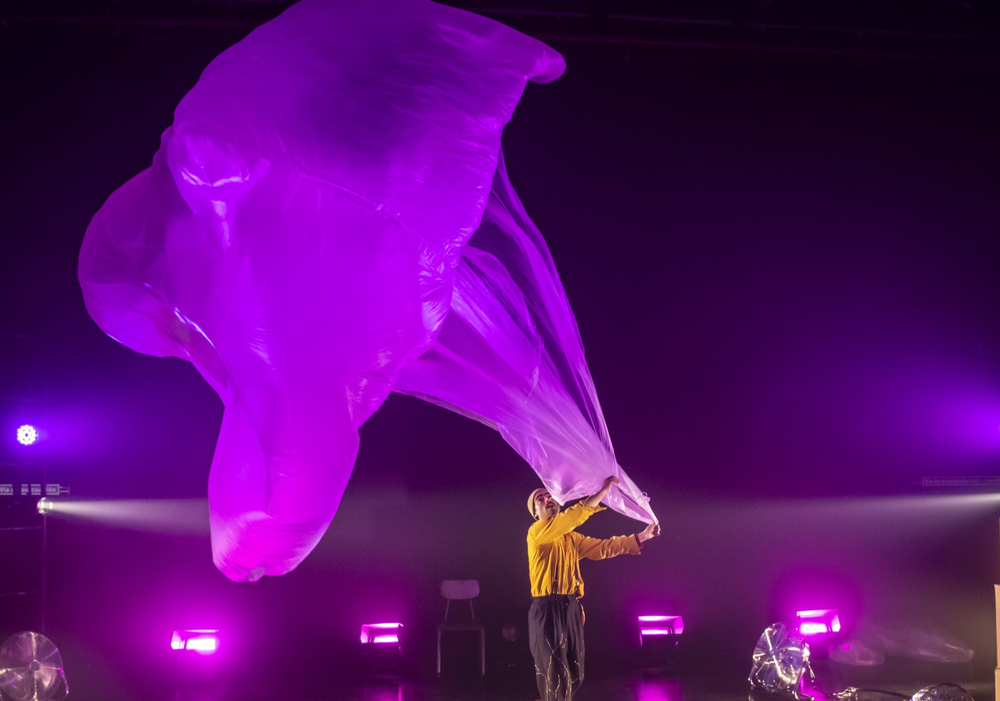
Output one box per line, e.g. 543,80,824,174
79,0,656,582
750,623,814,698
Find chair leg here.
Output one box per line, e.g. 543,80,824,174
479,629,485,676
437,629,442,677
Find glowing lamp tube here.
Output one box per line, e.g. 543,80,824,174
360,622,403,645
795,609,841,636
638,615,684,644
171,629,220,655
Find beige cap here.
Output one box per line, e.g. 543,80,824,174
527,488,547,518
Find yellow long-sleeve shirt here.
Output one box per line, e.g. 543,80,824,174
527,500,641,598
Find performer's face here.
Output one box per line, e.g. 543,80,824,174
534,491,559,519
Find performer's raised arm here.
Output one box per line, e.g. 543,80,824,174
525,475,661,701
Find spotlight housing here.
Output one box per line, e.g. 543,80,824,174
637,615,684,671
795,609,841,636
36,498,53,516
360,622,403,675
638,614,685,642
360,622,403,645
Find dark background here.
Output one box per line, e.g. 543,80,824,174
1,1,998,698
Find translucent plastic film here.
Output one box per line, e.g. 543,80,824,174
0,631,69,701
830,624,973,665
749,623,812,697
395,153,655,522
79,0,652,581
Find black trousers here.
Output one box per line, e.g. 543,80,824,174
528,595,585,701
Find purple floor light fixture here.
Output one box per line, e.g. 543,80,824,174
638,615,684,672
170,630,220,655
168,629,224,697
638,615,685,643
795,609,841,636
360,623,403,646
361,623,404,675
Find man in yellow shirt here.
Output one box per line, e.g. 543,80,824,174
526,476,661,701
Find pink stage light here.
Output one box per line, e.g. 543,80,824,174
171,629,220,654
795,609,841,636
638,615,684,643
360,622,403,645
638,615,684,634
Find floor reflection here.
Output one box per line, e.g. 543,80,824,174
631,676,684,701
361,680,403,701
167,667,994,701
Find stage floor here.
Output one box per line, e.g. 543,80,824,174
164,666,996,701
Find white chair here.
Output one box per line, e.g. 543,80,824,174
436,579,485,676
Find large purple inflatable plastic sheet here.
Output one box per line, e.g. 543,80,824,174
78,0,657,582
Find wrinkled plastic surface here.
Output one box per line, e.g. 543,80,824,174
829,639,886,667
749,623,813,697
0,632,68,701
79,0,655,582
830,625,973,666
395,151,655,523
865,625,974,663
908,684,974,701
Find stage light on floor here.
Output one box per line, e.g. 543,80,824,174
168,628,225,698
795,609,841,636
360,622,403,645
638,615,685,642
171,630,220,655
36,498,53,516
16,425,38,446
638,615,684,672
360,622,403,675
